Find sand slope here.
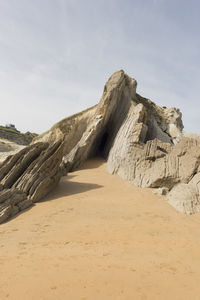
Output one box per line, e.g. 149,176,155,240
0,140,24,162
1,158,200,300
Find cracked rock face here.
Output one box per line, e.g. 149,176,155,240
35,70,196,214
59,70,199,215
108,135,200,189
0,140,64,223
35,70,183,171
2,69,199,216
60,70,183,172
167,171,200,215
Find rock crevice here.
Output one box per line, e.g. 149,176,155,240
1,69,199,218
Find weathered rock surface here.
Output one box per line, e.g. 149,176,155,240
167,172,200,214
36,70,200,215
33,106,97,153
34,71,183,169
0,140,64,223
4,69,199,216
108,136,200,188
60,70,183,172
61,70,200,215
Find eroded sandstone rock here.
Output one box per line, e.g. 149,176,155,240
2,69,198,216
60,71,183,172
166,172,200,214
0,140,64,223
33,70,190,214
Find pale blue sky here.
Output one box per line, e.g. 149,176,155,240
0,0,199,133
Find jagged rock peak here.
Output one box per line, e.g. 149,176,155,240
60,70,183,171
21,70,198,216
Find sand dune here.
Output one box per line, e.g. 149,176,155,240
1,158,200,299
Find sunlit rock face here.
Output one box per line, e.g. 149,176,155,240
60,70,183,171
0,140,64,223
2,70,200,217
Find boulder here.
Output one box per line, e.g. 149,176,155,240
167,173,200,214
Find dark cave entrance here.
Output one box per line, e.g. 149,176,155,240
98,131,109,156
92,130,110,159
89,92,132,160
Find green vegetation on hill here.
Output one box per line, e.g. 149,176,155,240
0,126,20,134
0,126,34,145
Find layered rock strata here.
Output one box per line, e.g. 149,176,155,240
61,70,183,172
35,70,197,214
2,69,199,216
0,140,64,223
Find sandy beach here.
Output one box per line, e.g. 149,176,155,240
0,140,25,163
1,158,200,300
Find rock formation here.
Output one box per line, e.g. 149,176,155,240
1,69,200,218
35,70,183,168
0,140,64,223
60,70,199,215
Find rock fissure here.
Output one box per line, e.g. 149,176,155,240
1,69,200,222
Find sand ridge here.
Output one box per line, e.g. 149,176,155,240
1,158,200,299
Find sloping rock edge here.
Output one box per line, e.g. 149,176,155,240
0,140,64,224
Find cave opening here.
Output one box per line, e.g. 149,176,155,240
98,131,109,158
90,130,110,159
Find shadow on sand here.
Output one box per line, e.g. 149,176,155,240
43,178,103,202
5,158,104,223
7,179,103,224
41,158,105,202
